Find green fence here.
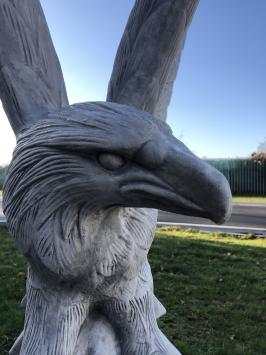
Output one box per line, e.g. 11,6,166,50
206,159,266,196
0,166,8,190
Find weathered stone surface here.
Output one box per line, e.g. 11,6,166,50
0,1,232,354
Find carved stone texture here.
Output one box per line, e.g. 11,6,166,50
0,1,232,354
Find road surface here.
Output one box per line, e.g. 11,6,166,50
158,203,266,235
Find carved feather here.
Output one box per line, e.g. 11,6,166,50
107,0,199,121
0,0,68,135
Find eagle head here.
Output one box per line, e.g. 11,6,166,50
4,101,232,227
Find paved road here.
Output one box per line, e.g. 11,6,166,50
1,199,266,235
158,203,266,235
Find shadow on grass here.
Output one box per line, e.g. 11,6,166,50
151,233,266,355
0,227,26,354
0,226,265,354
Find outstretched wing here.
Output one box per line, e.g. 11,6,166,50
0,0,68,135
107,0,199,121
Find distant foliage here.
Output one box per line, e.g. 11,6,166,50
0,166,8,189
251,152,266,162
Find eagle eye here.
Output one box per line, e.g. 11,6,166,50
98,153,125,171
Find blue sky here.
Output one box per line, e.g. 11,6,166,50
0,0,265,164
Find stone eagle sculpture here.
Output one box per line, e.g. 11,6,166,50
0,0,232,354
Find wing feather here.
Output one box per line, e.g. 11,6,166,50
0,0,68,134
107,0,199,121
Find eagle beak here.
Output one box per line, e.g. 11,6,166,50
160,139,232,224
120,136,232,224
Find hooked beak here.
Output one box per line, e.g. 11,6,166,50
120,136,232,224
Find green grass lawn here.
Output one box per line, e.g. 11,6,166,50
0,227,26,354
232,196,266,203
0,226,266,354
